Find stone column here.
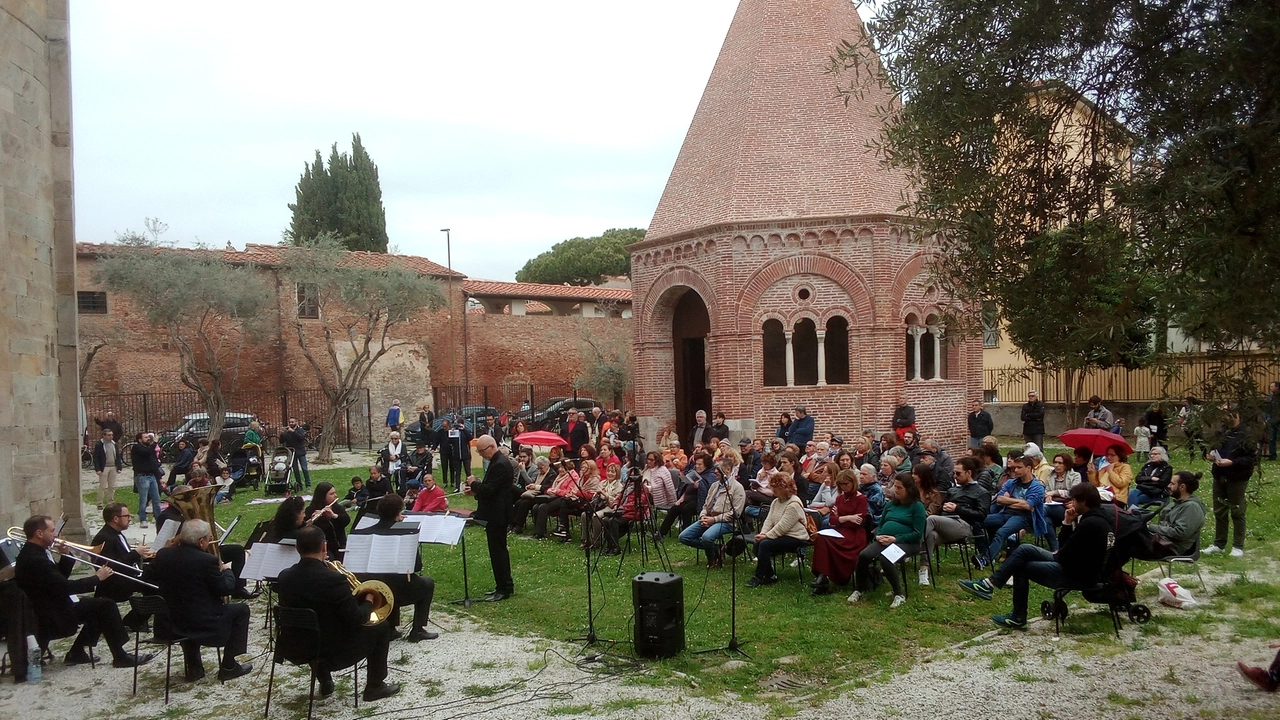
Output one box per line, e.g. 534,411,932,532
908,326,924,381
816,330,827,386
927,325,942,380
784,331,795,387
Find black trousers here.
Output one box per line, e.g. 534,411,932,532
510,495,550,531
532,498,571,536
180,602,251,669
221,543,248,588
485,521,514,595
71,596,130,659
318,621,392,688
659,496,696,536
447,459,467,490
387,574,434,630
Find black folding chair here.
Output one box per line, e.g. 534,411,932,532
129,595,185,704
266,607,359,720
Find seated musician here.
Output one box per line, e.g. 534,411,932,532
364,465,392,503
143,519,253,682
91,503,152,630
14,515,154,668
305,482,350,560
411,473,448,513
265,496,306,542
276,526,401,702
163,485,258,599
353,494,438,642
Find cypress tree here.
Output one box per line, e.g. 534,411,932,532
287,134,389,253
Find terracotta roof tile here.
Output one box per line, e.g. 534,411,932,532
462,279,632,303
75,242,464,279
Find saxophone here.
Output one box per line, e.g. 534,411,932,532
326,560,395,626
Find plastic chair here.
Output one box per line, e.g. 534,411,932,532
266,607,359,720
129,595,185,704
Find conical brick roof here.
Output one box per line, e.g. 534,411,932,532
646,0,910,242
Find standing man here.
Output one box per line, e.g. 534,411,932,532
385,399,403,432
94,410,124,447
131,433,164,528
418,405,437,448
1020,391,1045,449
968,400,994,449
436,414,455,490
144,519,253,682
688,410,712,450
1083,395,1115,431
1205,411,1255,557
92,427,124,509
790,406,816,448
280,417,311,489
891,395,916,440
465,435,515,601
445,418,473,492
708,412,731,444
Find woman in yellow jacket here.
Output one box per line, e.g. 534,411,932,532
1088,444,1134,504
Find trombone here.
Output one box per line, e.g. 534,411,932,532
6,528,159,591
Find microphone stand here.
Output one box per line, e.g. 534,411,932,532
695,475,750,658
568,495,613,653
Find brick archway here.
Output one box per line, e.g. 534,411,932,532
889,250,938,320
733,253,873,333
639,265,718,343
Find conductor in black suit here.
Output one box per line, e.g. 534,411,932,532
91,503,150,629
353,494,438,642
465,435,515,601
143,519,253,682
276,526,400,702
14,515,153,668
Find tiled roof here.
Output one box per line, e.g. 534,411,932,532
75,242,465,279
462,279,631,303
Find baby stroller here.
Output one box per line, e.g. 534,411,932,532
228,443,263,492
264,446,294,496
1041,504,1153,637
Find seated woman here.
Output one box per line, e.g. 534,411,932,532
877,454,902,500
744,453,778,518
533,461,599,541
168,439,195,486
576,444,598,474
205,439,227,478
1129,446,1174,507
265,496,306,542
746,472,810,587
807,461,840,530
582,464,624,549
600,471,652,555
849,471,926,608
1088,444,1135,504
1044,452,1082,533
657,454,698,538
643,452,678,508
811,469,871,595
833,449,855,474
913,464,942,516
518,459,574,535
305,482,350,560
857,463,887,523
597,444,623,476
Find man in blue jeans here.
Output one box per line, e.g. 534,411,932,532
960,483,1110,628
980,455,1049,567
678,460,745,568
280,417,312,489
130,433,164,528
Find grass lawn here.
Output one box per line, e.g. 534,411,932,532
87,447,1280,704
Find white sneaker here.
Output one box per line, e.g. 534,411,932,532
789,557,800,568
918,567,930,586
1203,545,1223,554
1230,547,1244,557
890,595,906,608
847,590,862,603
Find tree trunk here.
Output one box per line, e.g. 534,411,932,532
315,392,354,464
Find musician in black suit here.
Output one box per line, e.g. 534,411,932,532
276,526,400,702
143,519,253,682
465,435,515,601
353,494,438,642
91,503,151,629
14,515,153,668
156,485,258,600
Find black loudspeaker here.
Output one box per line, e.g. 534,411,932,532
633,572,684,658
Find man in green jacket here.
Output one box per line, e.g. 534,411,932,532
1149,471,1207,556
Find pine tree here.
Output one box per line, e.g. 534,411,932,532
287,134,389,253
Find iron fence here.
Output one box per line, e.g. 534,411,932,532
431,382,615,432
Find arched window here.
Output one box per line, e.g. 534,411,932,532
824,316,850,385
793,318,818,386
762,319,786,387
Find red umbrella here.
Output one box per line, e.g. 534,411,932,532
1057,428,1133,456
514,430,568,448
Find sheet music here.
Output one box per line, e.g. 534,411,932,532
153,519,179,549
343,532,418,573
817,528,843,538
355,515,379,531
400,514,467,544
241,541,300,581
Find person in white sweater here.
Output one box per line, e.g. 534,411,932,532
748,472,811,587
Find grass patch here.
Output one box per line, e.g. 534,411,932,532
1013,672,1042,682
471,660,498,669
601,697,659,711
1214,576,1280,603
545,705,592,716
987,650,1018,670
1107,691,1146,707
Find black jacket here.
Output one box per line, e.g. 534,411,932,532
405,448,433,478
708,423,730,443
563,421,590,456
15,541,100,640
171,446,195,474
364,475,392,502
472,453,515,527
739,449,762,483
477,421,504,445
143,543,237,645
1054,509,1111,588
155,505,184,534
941,481,991,529
443,424,473,462
967,410,994,439
280,426,308,455
92,439,125,472
1211,425,1255,483
91,525,144,602
1134,461,1174,497
1021,401,1046,435
892,405,916,429
131,442,162,478
276,556,376,670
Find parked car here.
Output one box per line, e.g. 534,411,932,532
403,405,501,446
506,396,598,433
157,412,255,461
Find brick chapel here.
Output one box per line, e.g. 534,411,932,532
631,0,981,449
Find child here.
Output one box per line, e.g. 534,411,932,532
412,473,448,513
341,476,367,509
1133,422,1151,462
213,467,234,504
403,481,422,507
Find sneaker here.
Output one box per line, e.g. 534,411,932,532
139,520,149,529
971,554,989,570
1203,545,1223,554
551,527,569,538
959,578,994,601
847,590,862,603
890,595,906,609
1237,662,1280,692
1230,547,1244,557
991,614,1028,630
918,567,930,586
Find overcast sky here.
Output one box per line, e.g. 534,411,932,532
69,1,752,281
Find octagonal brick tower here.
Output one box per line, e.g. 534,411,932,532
630,0,981,450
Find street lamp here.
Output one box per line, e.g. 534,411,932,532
440,229,456,395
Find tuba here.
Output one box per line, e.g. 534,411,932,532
326,560,395,626
169,485,223,561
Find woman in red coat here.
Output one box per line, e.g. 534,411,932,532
810,469,871,595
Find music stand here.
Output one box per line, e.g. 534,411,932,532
448,522,485,609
